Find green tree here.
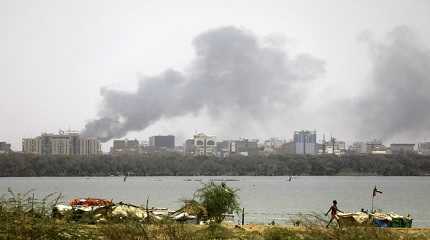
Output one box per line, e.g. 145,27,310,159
194,182,240,223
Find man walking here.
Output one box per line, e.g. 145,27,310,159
325,200,343,228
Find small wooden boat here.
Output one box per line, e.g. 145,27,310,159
69,198,113,207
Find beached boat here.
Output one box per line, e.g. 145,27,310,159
69,198,113,207
338,211,412,228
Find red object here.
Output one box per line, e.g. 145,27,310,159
69,198,113,206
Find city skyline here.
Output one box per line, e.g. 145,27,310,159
2,1,430,234
5,128,430,154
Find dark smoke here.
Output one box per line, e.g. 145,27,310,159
82,26,325,141
351,26,430,140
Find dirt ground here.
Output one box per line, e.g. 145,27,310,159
228,223,430,235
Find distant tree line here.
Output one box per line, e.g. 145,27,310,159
0,152,430,177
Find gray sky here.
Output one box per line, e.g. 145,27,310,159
1,0,430,151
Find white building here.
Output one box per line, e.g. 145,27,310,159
193,133,216,156
79,137,102,155
323,140,346,155
22,130,101,155
22,138,41,154
367,139,388,154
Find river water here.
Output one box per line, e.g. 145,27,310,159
1,176,429,226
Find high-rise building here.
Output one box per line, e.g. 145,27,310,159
184,139,195,156
193,133,216,156
22,130,101,155
294,130,317,155
111,139,140,154
0,142,11,153
149,135,175,149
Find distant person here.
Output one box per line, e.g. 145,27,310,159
325,200,343,228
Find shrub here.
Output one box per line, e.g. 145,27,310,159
194,182,240,223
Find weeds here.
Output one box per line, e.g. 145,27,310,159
1,190,429,240
0,189,96,240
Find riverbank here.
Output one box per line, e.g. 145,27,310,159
3,221,430,240
90,223,430,239
1,194,429,239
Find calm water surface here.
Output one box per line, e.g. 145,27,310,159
1,176,429,226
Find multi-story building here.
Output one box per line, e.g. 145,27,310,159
263,138,285,152
22,138,41,154
294,130,317,155
418,142,430,156
230,139,259,156
216,140,231,158
184,139,195,156
22,130,101,155
216,139,259,157
348,142,368,154
149,135,175,149
347,140,389,154
367,139,388,154
0,141,12,153
79,137,102,155
193,133,216,156
110,139,140,154
320,139,346,155
279,141,296,154
390,144,415,154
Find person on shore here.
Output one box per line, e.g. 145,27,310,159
325,200,343,228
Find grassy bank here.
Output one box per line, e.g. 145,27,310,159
1,193,429,239
2,218,430,240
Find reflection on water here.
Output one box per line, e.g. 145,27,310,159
1,176,429,226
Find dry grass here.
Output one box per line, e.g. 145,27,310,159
1,191,429,240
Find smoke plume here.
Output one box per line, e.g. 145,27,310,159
350,26,430,140
82,26,325,141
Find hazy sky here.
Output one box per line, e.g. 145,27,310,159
1,0,430,151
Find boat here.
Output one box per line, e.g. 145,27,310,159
69,198,113,207
337,211,412,228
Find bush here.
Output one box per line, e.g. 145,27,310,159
0,189,97,239
194,182,240,223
